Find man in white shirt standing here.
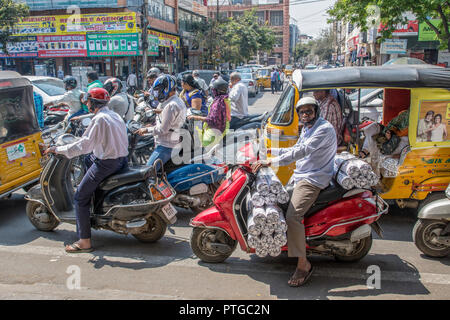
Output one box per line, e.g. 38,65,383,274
127,70,137,95
45,88,129,254
228,71,249,130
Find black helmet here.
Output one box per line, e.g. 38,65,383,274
181,74,199,89
212,78,228,95
63,76,77,90
103,77,123,97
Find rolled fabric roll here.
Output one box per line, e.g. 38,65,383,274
336,171,355,190
268,245,282,257
277,189,290,204
261,234,275,246
266,205,280,223
247,214,263,236
252,206,267,225
354,159,372,176
261,224,275,236
265,193,278,206
255,246,268,258
274,232,287,247
247,235,260,249
251,191,265,207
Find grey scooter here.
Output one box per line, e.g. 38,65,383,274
413,184,450,257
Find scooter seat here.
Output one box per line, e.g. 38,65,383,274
285,180,347,216
99,166,154,191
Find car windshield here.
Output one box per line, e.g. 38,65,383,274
241,73,252,80
258,69,270,76
32,79,65,96
349,88,377,101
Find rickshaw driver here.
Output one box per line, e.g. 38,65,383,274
44,88,129,253
252,97,337,287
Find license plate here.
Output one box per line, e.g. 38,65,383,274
161,203,177,220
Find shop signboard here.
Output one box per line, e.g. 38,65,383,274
37,34,87,58
13,12,137,36
86,33,139,57
418,19,440,41
148,30,180,49
148,35,159,56
0,36,38,58
378,20,418,36
22,0,120,11
380,39,408,54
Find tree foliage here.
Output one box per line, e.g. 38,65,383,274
193,10,275,67
327,0,450,50
295,29,334,63
0,0,30,54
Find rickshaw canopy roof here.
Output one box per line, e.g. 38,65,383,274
292,65,450,90
0,71,33,89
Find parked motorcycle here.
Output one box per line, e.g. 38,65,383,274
25,134,177,243
189,150,388,263
413,184,450,258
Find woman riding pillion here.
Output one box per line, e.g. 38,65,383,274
137,75,187,169
187,78,231,148
179,74,208,116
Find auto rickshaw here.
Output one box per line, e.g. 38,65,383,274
261,65,450,214
283,65,294,78
0,71,45,199
256,67,272,91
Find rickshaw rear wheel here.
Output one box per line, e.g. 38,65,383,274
26,201,60,231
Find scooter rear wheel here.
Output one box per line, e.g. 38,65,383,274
334,235,373,262
133,214,167,243
26,201,60,232
190,227,237,263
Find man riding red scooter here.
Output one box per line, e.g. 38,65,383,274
189,97,388,287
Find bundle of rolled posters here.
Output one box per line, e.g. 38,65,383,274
333,152,380,190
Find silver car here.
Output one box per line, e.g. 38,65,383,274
240,73,259,97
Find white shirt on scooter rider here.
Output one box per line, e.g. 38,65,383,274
51,88,83,117
55,107,129,160
144,95,186,149
270,117,337,189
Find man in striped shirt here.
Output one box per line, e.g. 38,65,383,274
313,90,343,146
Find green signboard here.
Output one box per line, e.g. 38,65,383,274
148,35,159,56
87,33,139,57
418,19,441,41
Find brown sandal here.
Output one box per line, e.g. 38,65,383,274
288,266,314,287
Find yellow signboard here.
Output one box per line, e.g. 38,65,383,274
13,12,137,36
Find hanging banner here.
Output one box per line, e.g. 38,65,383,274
0,36,38,58
13,12,137,36
148,30,180,48
37,34,87,57
86,33,139,57
148,35,159,56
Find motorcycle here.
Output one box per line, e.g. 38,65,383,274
25,134,177,243
413,183,450,258
189,148,388,263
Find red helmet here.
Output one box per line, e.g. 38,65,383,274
87,87,110,105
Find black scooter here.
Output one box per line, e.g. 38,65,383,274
25,134,177,243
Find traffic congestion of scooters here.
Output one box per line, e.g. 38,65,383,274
2,66,447,278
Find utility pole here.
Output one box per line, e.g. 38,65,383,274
141,0,149,87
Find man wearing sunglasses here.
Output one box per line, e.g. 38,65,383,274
252,96,337,287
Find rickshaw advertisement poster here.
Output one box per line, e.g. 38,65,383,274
12,12,137,36
416,100,450,143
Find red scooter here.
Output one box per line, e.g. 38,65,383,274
189,157,388,263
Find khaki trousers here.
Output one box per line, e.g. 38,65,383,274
286,180,321,258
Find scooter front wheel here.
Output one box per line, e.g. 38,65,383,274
133,214,167,243
413,219,450,258
190,227,237,263
26,201,60,232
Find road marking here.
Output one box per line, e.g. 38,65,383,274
0,244,449,286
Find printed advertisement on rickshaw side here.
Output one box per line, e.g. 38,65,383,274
416,100,450,143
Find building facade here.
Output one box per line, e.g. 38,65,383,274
206,0,290,66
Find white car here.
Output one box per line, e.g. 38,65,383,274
24,76,65,105
240,72,259,97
